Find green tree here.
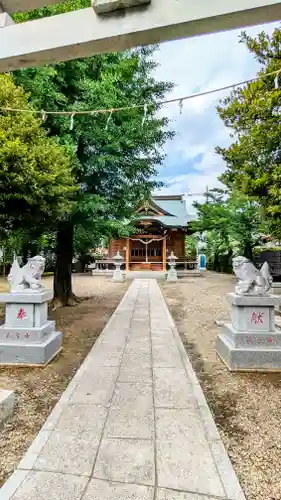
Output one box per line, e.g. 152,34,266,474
14,4,174,306
216,27,281,240
190,189,263,269
185,235,198,258
0,73,75,242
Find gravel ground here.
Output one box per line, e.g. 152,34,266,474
161,272,281,500
0,275,128,487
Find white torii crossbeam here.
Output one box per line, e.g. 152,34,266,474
0,0,281,72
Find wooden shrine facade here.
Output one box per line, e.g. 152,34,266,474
108,194,194,272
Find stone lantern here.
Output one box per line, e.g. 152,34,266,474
167,251,178,282
112,251,124,282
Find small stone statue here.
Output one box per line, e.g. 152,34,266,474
8,255,45,292
232,256,272,296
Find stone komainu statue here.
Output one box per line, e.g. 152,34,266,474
232,256,272,296
8,255,45,292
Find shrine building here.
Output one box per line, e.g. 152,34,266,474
108,194,196,272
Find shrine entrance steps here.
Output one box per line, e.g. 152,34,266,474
125,271,166,280
1,279,245,500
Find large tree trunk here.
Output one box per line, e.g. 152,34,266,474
244,243,253,262
21,244,29,265
21,240,39,264
53,221,77,308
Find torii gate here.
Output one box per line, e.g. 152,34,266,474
0,0,280,72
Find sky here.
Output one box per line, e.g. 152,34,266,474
153,20,280,212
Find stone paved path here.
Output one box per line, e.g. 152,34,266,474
1,279,245,500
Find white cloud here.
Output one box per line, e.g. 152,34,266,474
154,21,280,202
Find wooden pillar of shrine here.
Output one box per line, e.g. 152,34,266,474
125,238,130,271
162,237,167,272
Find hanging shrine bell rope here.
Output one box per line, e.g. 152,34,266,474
0,68,281,126
129,236,167,245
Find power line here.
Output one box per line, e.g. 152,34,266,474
0,68,280,120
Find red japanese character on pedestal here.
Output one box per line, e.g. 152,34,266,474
257,313,264,324
17,308,27,320
251,312,264,325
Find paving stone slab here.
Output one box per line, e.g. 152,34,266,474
5,471,87,500
83,479,154,500
156,489,225,500
87,344,124,366
105,383,153,439
69,367,118,406
156,408,205,441
152,345,183,367
118,365,152,384
54,403,107,435
121,351,151,369
33,431,99,476
156,409,225,497
69,381,115,406
124,343,151,355
157,431,225,497
94,438,155,486
154,368,197,408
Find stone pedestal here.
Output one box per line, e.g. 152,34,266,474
167,267,178,281
0,290,62,366
216,293,281,371
112,251,124,282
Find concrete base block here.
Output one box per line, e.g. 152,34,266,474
223,323,281,348
0,290,53,304
0,320,55,343
112,270,124,282
0,331,62,366
0,389,16,424
216,333,281,371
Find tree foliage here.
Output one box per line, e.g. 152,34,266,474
189,189,263,268
14,50,173,216
216,27,281,239
13,1,175,305
0,73,75,240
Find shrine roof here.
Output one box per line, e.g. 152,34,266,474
136,194,196,228
152,195,189,219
